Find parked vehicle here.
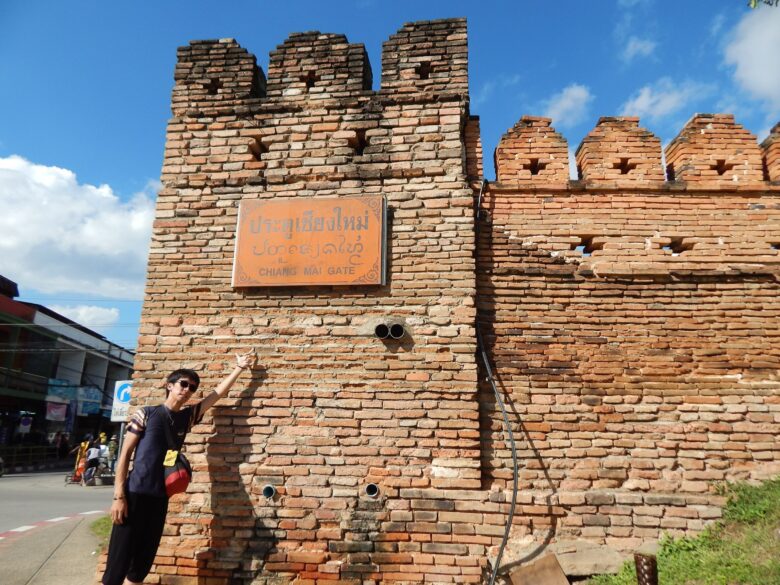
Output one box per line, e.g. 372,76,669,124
83,456,113,485
0,455,5,477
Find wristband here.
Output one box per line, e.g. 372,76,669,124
113,495,125,500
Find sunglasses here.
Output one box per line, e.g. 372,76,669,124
176,379,198,392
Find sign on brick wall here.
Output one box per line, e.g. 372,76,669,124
232,196,386,287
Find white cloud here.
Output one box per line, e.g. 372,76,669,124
710,13,726,38
0,155,156,298
541,84,594,128
474,81,497,107
724,7,780,117
622,36,656,62
473,74,522,106
613,0,653,46
620,78,714,122
50,305,120,333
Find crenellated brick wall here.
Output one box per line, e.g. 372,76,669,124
480,114,780,557
99,19,780,585
113,18,493,585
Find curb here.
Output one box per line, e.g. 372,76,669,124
0,510,106,543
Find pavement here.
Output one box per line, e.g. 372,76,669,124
0,509,107,585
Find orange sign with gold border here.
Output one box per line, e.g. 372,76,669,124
232,196,386,287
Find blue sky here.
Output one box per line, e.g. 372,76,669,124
1,0,778,350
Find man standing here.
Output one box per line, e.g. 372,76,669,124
102,350,258,585
83,439,102,484
107,435,118,473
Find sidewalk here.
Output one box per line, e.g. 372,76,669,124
0,515,103,585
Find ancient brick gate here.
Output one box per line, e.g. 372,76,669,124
111,17,780,585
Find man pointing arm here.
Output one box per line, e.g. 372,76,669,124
102,350,258,585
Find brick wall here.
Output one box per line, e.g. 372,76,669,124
115,18,499,585
99,19,780,585
480,115,780,553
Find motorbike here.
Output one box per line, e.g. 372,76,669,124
83,456,113,485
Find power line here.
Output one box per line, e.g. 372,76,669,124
19,297,143,303
2,348,133,401
0,324,138,350
0,337,135,344
1,323,141,328
0,340,136,349
0,347,134,354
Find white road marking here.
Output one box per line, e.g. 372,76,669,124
46,517,71,522
10,525,35,532
79,510,103,515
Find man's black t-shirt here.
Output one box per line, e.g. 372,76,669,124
126,403,202,498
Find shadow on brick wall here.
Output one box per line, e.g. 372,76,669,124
199,373,276,584
476,204,566,570
498,376,561,571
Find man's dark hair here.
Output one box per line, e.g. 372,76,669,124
164,368,201,397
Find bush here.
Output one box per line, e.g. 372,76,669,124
587,477,780,585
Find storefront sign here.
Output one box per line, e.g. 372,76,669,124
46,402,68,421
232,196,386,287
77,386,103,416
47,378,76,402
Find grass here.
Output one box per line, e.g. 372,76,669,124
90,515,112,552
587,477,780,585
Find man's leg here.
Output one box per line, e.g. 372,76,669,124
101,498,138,585
126,494,169,583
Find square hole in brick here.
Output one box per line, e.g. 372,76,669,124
204,78,222,95
524,158,547,176
348,129,368,156
417,62,432,80
301,71,319,91
711,159,735,176
612,158,637,175
572,236,601,257
249,138,269,161
662,237,694,256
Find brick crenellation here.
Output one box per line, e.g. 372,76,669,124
495,113,777,189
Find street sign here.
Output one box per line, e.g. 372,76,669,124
111,380,132,422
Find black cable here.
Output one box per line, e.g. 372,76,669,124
0,362,120,403
18,297,143,303
0,323,142,328
0,348,135,353
0,338,132,402
474,178,519,585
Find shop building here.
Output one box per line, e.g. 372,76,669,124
0,274,133,448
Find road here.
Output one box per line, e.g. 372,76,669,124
0,471,113,533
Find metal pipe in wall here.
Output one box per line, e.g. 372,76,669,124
389,323,405,339
374,324,390,339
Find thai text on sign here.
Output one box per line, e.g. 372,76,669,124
232,196,386,287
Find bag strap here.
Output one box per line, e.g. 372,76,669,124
158,406,184,451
